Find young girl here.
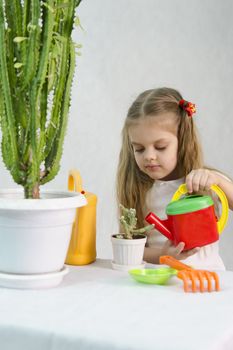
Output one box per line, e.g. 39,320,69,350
116,87,233,270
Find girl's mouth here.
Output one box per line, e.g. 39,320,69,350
145,165,161,171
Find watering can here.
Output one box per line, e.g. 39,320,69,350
65,169,97,265
145,184,229,250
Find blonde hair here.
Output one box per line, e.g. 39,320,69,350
116,87,204,227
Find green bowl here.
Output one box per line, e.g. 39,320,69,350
128,267,177,285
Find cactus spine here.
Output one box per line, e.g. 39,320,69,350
0,0,82,198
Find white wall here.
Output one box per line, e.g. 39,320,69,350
1,0,233,268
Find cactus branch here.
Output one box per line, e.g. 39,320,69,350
0,0,20,183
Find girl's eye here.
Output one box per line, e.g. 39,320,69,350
134,148,144,153
156,147,166,151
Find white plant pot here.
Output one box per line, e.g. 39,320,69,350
111,235,146,270
0,189,86,274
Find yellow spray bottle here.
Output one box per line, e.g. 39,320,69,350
65,169,97,265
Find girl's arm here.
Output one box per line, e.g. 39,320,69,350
143,240,199,264
216,175,233,210
186,169,233,210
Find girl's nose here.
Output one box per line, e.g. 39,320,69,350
144,149,157,161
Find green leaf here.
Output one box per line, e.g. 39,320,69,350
74,17,84,30
14,62,24,68
74,43,82,48
42,1,54,13
13,36,27,43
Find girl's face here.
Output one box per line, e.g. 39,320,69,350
128,115,179,181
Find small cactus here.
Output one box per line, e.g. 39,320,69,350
0,0,82,198
117,204,154,239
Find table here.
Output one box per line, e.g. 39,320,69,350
1,259,233,350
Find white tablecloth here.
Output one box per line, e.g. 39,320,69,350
1,259,233,350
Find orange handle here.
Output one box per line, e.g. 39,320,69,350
159,255,193,271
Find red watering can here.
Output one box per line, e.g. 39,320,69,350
145,184,229,250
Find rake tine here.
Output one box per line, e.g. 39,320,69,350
204,271,213,292
197,271,205,293
177,271,189,292
212,271,220,291
189,272,197,293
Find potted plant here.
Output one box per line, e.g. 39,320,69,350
111,204,153,271
0,0,85,285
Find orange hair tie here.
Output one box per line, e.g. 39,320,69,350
179,99,196,117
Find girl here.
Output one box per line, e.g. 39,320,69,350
116,87,233,270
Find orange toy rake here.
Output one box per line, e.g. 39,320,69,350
159,255,220,293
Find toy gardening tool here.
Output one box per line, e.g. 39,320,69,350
160,255,220,293
146,184,228,250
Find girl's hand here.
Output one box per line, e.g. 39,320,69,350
161,240,199,260
185,169,220,193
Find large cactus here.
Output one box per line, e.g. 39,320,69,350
0,0,82,198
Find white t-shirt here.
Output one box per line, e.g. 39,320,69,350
144,178,225,270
